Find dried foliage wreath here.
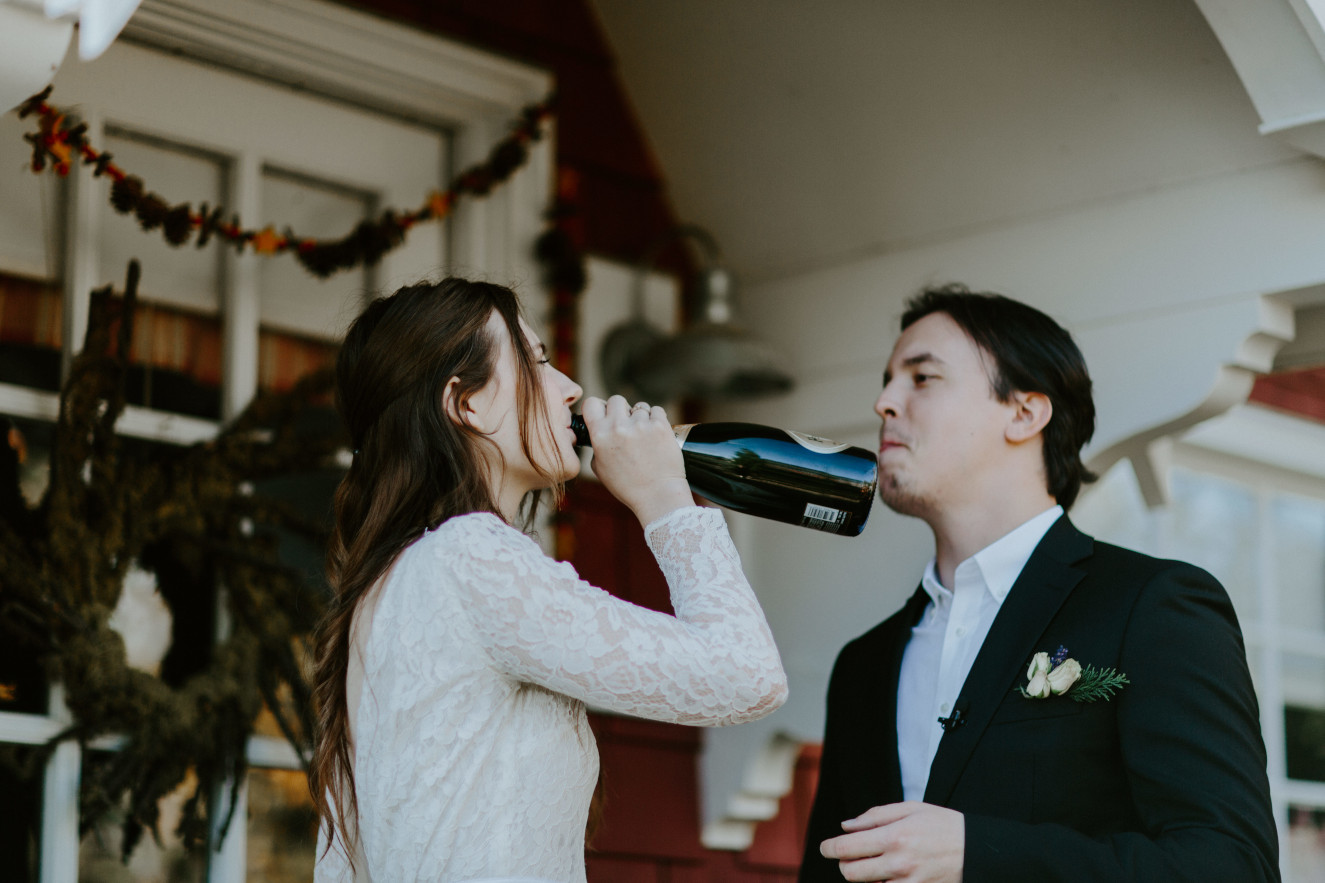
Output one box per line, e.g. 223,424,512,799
0,260,346,857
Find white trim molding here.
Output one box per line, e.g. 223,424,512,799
121,0,554,292
1085,292,1297,507
123,0,550,127
1194,0,1325,158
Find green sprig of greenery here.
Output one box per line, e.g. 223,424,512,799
1069,665,1130,703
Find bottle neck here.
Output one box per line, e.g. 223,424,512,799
569,414,689,448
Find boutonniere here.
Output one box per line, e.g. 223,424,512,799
1020,645,1129,703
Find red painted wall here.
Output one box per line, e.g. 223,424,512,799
567,479,814,881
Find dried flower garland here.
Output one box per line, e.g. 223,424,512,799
0,260,347,856
16,87,554,279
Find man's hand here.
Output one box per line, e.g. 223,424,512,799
819,802,964,882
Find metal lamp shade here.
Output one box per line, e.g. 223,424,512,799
628,323,793,401
597,227,795,402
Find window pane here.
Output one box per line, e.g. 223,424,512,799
1272,494,1325,632
1168,468,1259,623
257,328,337,397
78,764,205,882
1288,805,1325,883
122,302,223,420
0,416,54,713
0,272,63,392
248,463,338,744
0,765,40,883
98,129,225,315
0,108,61,281
246,767,316,883
1286,704,1325,784
1285,652,1325,786
95,130,226,420
258,168,372,341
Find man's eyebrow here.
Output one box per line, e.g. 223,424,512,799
884,352,944,383
901,352,943,369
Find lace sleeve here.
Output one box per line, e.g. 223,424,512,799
446,508,787,726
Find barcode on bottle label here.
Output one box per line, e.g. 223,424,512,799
802,503,847,532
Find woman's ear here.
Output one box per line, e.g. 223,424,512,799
1006,390,1052,444
442,376,477,430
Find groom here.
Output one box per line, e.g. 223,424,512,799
799,286,1279,882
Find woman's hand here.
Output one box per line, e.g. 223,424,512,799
581,395,694,526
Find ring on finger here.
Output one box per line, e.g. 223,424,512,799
631,402,650,414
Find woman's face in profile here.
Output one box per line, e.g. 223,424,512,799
469,312,583,498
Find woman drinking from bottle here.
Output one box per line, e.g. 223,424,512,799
309,277,787,883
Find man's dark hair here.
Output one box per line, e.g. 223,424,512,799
901,283,1097,508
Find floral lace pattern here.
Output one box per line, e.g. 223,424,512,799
315,506,787,883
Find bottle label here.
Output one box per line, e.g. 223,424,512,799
786,429,851,454
673,424,696,447
802,503,848,532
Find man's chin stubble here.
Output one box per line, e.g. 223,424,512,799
877,478,934,520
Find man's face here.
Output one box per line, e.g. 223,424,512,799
873,311,1017,518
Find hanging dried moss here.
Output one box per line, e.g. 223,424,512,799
0,260,346,857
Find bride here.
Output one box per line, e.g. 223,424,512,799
309,277,788,883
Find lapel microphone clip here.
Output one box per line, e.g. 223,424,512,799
938,700,969,733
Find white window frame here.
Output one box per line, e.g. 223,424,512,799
0,2,551,880
1163,406,1325,882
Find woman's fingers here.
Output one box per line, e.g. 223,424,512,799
585,396,690,525
581,395,607,422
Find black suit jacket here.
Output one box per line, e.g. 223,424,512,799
799,516,1279,883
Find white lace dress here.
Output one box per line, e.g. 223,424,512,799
315,506,787,883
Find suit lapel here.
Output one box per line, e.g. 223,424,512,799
858,586,928,807
922,516,1093,806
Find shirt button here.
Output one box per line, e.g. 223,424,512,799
940,703,951,714
955,627,967,637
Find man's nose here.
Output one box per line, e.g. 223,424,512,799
875,387,898,419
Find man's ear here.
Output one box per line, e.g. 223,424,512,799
1006,390,1052,444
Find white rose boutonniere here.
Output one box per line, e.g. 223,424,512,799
1023,651,1053,698
1020,645,1128,703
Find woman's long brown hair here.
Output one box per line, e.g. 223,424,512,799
308,278,564,867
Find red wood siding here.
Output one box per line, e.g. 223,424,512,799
1250,366,1325,424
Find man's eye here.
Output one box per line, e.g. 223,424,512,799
913,373,930,384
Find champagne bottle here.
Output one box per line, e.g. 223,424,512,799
569,415,877,536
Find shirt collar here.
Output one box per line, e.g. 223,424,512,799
919,505,1064,605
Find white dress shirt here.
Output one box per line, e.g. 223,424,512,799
896,505,1063,802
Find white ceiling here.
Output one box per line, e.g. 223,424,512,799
588,0,1294,287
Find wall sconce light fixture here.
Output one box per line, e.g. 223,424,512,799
598,224,794,402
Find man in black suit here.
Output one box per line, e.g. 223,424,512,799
799,286,1279,882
